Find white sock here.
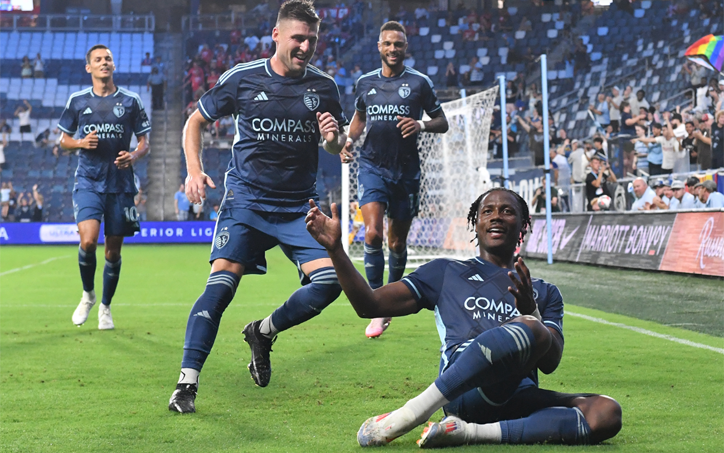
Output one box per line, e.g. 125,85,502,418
379,383,450,438
259,315,278,338
84,290,96,301
466,421,502,444
178,368,199,386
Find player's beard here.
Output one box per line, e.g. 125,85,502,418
380,51,404,72
283,50,311,77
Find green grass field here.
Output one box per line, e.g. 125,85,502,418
1,245,722,452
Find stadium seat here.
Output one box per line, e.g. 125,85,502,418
431,34,441,43
449,26,459,35
443,41,454,50
515,30,526,40
547,29,558,38
427,66,438,76
476,48,488,58
419,27,429,36
634,9,645,18
641,0,652,8
597,27,608,36
445,49,456,58
541,13,551,23
434,50,445,59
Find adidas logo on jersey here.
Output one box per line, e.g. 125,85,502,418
82,107,93,115
254,92,269,101
367,88,377,95
468,274,484,282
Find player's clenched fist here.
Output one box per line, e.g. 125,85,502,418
81,130,98,149
339,139,354,163
396,115,422,139
316,111,339,143
185,171,216,205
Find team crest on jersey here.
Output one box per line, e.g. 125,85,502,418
215,228,230,249
113,103,125,118
398,84,411,99
304,91,320,111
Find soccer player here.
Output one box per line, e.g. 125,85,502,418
305,188,622,447
59,45,151,330
168,0,348,413
340,21,448,338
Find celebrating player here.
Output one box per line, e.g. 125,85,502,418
305,188,622,447
168,0,348,413
59,45,151,330
341,21,449,338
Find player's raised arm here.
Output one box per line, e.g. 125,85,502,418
182,109,216,204
305,200,420,318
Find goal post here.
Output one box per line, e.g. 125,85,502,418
342,85,500,266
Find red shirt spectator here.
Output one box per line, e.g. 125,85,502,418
230,29,241,45
199,45,213,64
260,44,272,59
206,70,220,90
189,62,205,93
462,28,476,41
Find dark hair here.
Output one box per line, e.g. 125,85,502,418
685,176,700,187
620,101,630,110
277,0,320,25
593,137,603,144
467,188,531,246
380,21,407,36
685,121,695,127
86,44,111,64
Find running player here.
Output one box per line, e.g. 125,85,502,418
341,21,449,338
59,44,150,330
168,0,348,413
305,188,622,447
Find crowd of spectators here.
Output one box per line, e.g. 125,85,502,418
20,53,44,79
1,182,44,222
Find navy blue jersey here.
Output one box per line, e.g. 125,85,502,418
198,59,348,213
402,257,564,375
355,67,442,181
58,87,150,194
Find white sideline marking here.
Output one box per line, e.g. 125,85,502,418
567,311,724,355
0,255,73,277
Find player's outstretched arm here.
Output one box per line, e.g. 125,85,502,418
305,200,421,318
183,109,216,204
59,130,98,151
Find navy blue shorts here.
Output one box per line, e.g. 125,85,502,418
357,171,420,220
442,351,594,424
209,208,328,276
73,189,140,237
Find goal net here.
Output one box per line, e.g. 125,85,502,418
342,85,499,266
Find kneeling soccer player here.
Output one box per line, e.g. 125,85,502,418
305,188,622,447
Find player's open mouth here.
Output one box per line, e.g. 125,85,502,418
292,55,307,64
487,227,506,239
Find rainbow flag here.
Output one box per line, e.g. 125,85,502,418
685,34,724,74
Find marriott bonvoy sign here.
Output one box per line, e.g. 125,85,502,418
521,210,724,277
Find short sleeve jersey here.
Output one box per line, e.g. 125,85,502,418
401,257,563,380
58,87,150,193
354,67,442,181
197,59,348,213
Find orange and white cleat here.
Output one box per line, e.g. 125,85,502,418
365,317,391,338
417,416,469,448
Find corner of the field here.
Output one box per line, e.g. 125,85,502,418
565,304,724,350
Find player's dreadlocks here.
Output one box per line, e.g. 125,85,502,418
467,188,531,246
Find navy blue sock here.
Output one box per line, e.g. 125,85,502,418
270,267,341,332
101,258,122,306
388,248,407,284
78,246,96,292
182,271,240,370
501,407,591,445
363,243,384,289
434,322,535,401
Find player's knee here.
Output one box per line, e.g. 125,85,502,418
513,315,551,349
105,250,121,262
580,395,622,443
388,237,406,253
364,226,384,247
80,239,97,253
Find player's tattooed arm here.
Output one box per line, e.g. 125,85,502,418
183,110,216,204
115,134,149,170
340,110,366,163
59,130,98,151
318,112,347,155
306,200,421,318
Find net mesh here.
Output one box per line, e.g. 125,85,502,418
343,86,500,265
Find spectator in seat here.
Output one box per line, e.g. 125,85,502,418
175,184,190,221
141,52,153,66
682,61,707,90
152,55,165,74
135,188,147,221
21,55,32,78
16,192,33,222
147,66,166,110
6,188,17,221
469,58,484,85
518,16,532,32
585,152,616,211
206,69,220,90
698,180,724,208
33,53,44,78
669,180,697,210
31,184,43,222
608,86,622,133
35,128,51,148
0,118,10,142
192,197,204,220
633,122,664,175
692,113,713,169
629,89,650,117
516,116,545,166
590,93,610,130
551,145,571,211
710,110,724,169
14,100,32,142
682,121,698,170
652,180,671,207
444,62,458,88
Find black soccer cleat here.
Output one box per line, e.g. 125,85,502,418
168,383,197,414
242,320,275,387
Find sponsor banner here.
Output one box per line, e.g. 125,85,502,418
0,221,217,245
522,212,677,271
659,212,724,277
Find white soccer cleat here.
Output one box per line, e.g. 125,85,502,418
357,409,417,447
98,304,115,330
417,416,469,448
72,290,96,326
